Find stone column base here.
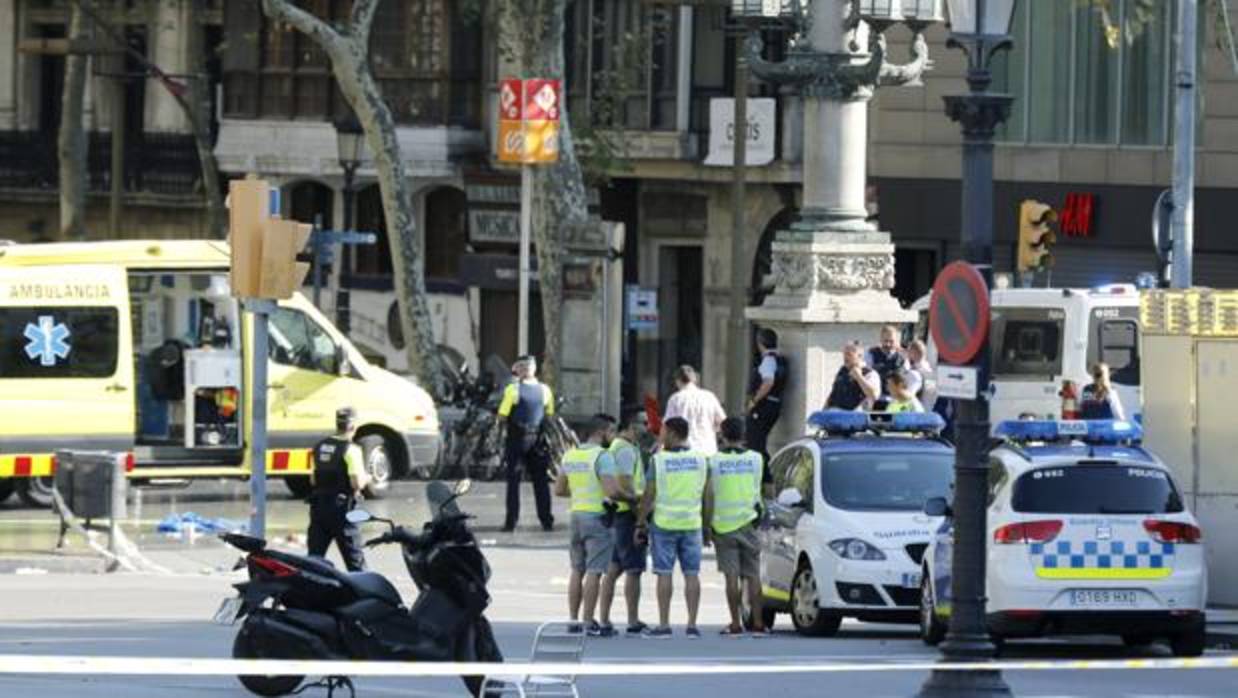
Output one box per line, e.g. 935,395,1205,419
746,229,914,452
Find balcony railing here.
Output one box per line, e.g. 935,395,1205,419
0,130,203,197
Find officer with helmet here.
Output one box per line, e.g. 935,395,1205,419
307,407,370,571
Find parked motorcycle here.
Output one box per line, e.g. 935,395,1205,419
435,362,504,481
216,480,503,697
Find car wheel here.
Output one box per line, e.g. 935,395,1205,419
1169,624,1206,657
358,435,391,499
283,476,312,500
0,478,14,505
920,573,946,646
790,564,842,637
17,477,54,508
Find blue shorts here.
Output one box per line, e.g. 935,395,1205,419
611,512,647,573
650,525,702,576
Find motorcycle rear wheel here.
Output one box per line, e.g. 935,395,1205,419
461,617,505,698
232,626,304,697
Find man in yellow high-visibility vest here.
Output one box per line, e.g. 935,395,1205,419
598,407,652,636
636,416,709,639
554,414,637,637
704,417,766,636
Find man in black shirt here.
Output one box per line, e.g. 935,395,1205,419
826,343,881,411
745,328,786,464
867,325,907,398
307,407,370,571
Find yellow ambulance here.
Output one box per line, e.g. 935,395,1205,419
0,240,440,507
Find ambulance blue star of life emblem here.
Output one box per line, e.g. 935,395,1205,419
23,315,72,366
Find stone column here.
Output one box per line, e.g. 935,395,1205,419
745,0,932,450
145,0,190,133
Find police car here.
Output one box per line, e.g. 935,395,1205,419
919,419,1207,656
756,411,954,636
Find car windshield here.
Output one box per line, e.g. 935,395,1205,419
1012,464,1185,514
821,451,954,512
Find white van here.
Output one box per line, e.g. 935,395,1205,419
910,284,1141,424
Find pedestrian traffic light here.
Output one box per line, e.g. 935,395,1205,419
1017,200,1057,273
228,178,312,299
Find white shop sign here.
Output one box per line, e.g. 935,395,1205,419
704,97,776,167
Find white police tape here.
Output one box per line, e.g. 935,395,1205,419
0,655,1234,677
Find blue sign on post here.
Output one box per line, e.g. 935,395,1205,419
308,226,378,310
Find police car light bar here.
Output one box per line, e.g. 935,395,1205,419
993,419,1143,444
807,410,945,435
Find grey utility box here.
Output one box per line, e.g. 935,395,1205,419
53,451,127,520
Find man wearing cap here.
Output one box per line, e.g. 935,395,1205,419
497,356,557,532
307,407,370,571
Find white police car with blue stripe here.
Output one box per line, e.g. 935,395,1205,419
919,419,1207,656
756,411,954,636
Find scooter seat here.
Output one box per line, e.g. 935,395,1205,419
344,571,403,607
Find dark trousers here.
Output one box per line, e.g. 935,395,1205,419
504,439,553,529
307,493,367,572
746,399,783,463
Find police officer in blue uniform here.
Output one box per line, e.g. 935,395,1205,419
307,407,369,571
745,328,787,465
497,356,556,532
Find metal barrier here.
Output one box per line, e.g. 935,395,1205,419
52,451,129,566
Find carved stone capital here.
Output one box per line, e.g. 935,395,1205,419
766,246,896,297
943,93,1014,140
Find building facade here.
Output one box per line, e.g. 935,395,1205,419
3,0,1238,416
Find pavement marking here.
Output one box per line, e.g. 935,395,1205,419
1,654,1236,678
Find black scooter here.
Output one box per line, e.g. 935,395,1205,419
216,480,503,697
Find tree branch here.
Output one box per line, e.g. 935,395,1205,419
260,0,341,49
350,0,381,43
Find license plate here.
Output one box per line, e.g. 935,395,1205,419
902,572,921,589
1069,589,1138,608
213,596,244,626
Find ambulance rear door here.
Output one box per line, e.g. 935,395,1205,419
0,265,135,475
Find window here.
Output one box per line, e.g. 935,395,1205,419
770,447,813,512
991,310,1064,379
1012,465,1184,515
987,459,1008,506
221,0,479,126
1096,319,1140,386
821,451,954,512
993,0,1173,146
0,307,118,379
268,307,339,375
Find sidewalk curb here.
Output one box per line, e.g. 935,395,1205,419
0,555,108,575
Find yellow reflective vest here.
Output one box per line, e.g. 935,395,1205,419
652,449,708,531
708,449,764,534
561,445,605,514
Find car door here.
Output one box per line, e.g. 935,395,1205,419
265,304,358,450
0,266,135,469
762,445,814,602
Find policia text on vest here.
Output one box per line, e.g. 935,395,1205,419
306,408,370,572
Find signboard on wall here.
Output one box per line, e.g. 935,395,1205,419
468,210,521,244
625,286,658,331
703,97,776,167
496,78,561,164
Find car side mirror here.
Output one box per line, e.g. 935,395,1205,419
345,509,373,525
336,346,351,376
776,488,805,509
924,496,952,518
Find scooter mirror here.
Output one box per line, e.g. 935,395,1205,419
455,479,473,496
345,509,373,525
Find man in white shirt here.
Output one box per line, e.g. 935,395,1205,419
663,365,726,455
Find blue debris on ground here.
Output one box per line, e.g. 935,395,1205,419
155,512,247,536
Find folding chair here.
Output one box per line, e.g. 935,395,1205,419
480,620,586,698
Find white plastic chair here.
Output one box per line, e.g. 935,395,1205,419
480,620,586,698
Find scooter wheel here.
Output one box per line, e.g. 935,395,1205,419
232,627,304,696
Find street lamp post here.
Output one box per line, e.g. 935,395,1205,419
916,1,1016,697
334,117,364,335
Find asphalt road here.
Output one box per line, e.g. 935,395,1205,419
0,481,1235,697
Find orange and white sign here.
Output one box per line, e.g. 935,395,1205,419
497,78,560,164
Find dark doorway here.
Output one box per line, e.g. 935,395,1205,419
480,290,545,368
893,246,939,308
657,245,703,403
424,187,468,281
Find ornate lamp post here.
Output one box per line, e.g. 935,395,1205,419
916,2,1016,697
334,116,365,334
744,0,940,448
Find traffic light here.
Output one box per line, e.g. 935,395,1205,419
1017,200,1057,273
228,179,312,299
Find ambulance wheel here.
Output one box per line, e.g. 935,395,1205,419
17,477,54,509
790,564,841,637
1121,633,1155,648
283,476,313,500
359,435,391,500
919,573,946,646
0,478,14,505
1170,623,1206,657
